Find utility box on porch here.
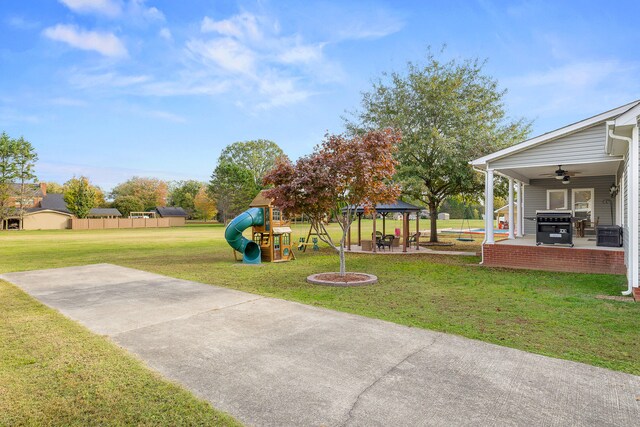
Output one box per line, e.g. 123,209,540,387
596,225,623,247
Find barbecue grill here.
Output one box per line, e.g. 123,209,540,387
535,211,573,247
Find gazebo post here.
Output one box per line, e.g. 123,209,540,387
402,212,408,253
416,213,420,250
372,209,377,253
382,213,386,236
357,213,361,245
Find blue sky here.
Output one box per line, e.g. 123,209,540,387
2,0,639,191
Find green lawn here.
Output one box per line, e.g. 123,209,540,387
0,273,241,426
0,224,638,423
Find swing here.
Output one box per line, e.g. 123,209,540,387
456,207,475,242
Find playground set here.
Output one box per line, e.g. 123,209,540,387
224,191,294,264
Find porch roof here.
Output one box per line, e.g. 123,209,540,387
471,100,640,168
470,100,640,183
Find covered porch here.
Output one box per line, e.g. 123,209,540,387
471,108,635,276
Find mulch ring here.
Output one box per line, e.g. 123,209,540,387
307,272,378,287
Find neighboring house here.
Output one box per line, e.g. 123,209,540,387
155,206,188,226
1,183,47,229
471,100,640,300
2,184,123,230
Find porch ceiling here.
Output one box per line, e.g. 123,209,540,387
497,160,622,182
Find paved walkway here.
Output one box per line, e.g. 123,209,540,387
2,264,638,426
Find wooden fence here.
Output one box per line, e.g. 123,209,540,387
71,217,172,230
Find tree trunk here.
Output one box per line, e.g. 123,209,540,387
429,201,438,243
339,244,346,276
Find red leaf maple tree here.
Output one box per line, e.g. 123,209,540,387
264,129,401,276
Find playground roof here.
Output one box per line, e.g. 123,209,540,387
249,190,273,207
342,200,422,214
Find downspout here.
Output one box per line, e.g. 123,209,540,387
472,166,488,264
608,127,634,296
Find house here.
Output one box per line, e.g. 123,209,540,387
155,206,188,226
2,184,123,230
471,100,640,300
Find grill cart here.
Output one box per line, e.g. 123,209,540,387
535,211,573,247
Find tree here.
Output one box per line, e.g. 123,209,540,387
169,180,204,216
44,181,64,194
63,176,97,218
264,129,400,276
113,195,144,218
111,177,168,212
194,185,217,221
218,140,286,187
209,162,259,223
347,50,530,242
0,132,18,227
13,137,38,228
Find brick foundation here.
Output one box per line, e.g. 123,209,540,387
634,287,640,302
482,243,626,275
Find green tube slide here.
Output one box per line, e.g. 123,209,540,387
225,207,264,264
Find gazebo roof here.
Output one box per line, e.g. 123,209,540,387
342,200,422,214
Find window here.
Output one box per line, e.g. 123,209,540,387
572,188,594,223
547,189,567,210
283,234,290,246
272,209,281,221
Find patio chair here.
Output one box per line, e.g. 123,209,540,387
377,234,395,251
408,232,421,249
583,217,599,237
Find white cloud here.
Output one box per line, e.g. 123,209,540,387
6,16,40,30
512,61,625,88
59,0,122,17
505,59,640,127
201,14,262,41
159,27,172,41
126,0,164,22
43,24,128,58
186,38,256,75
182,12,342,109
278,43,324,64
59,0,164,22
70,71,150,89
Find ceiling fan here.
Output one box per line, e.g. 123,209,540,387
540,165,581,184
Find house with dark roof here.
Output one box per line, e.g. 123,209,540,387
155,206,188,226
2,184,123,230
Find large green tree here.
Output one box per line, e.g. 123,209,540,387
63,176,97,218
0,132,38,229
0,132,18,227
218,140,286,187
209,162,258,223
168,180,204,216
43,181,64,194
113,195,144,218
14,137,38,227
110,177,168,212
347,51,531,242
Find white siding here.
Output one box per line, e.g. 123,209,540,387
523,175,616,234
490,124,619,169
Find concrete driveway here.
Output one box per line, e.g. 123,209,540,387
2,264,638,426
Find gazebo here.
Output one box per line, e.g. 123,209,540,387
342,201,422,253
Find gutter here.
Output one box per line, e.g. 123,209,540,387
608,127,634,296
